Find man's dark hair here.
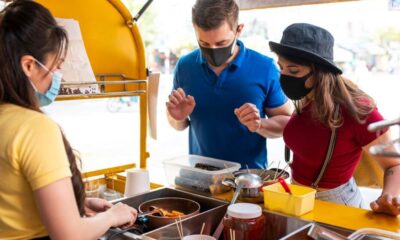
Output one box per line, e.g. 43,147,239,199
192,0,239,31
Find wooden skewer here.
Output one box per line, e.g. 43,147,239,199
267,160,275,169
175,219,183,239
200,222,205,240
263,174,271,181
273,162,281,180
200,222,205,235
276,164,290,179
259,169,268,179
179,216,184,238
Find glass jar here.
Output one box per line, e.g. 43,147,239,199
223,203,265,240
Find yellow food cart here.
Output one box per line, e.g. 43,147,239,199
35,0,400,239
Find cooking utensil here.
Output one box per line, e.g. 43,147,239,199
222,170,263,204
139,205,163,217
278,177,292,194
138,197,200,229
222,173,263,205
106,225,145,240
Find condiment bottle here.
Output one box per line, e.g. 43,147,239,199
223,203,265,240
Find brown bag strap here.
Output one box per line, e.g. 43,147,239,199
311,106,340,189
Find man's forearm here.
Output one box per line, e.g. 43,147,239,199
256,115,290,138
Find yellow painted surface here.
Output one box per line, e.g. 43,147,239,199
301,200,400,233
214,190,400,233
36,0,147,85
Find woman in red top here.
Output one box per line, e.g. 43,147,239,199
266,23,400,216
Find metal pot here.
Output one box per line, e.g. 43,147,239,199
222,173,264,203
138,197,200,229
226,169,290,203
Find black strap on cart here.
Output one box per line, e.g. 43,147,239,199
133,0,154,22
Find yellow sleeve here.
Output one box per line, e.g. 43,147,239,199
15,114,72,190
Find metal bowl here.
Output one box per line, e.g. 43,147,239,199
229,168,290,203
138,197,200,229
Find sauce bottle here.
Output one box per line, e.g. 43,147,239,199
223,203,265,240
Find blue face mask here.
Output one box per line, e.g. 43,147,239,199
30,60,63,107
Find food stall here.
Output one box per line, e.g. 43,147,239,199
35,0,400,239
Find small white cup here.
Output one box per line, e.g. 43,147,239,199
124,169,150,197
182,235,216,240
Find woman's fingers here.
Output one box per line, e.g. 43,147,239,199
371,194,400,216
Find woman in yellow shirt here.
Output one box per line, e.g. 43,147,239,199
0,1,137,239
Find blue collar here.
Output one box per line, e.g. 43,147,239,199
196,40,246,68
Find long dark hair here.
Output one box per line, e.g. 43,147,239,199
278,53,375,128
0,1,85,215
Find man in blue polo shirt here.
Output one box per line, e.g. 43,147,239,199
166,0,292,169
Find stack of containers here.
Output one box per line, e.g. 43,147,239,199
163,155,241,195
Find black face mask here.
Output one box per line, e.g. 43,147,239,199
199,37,236,67
280,72,313,100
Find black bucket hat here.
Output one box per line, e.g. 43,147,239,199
269,23,342,74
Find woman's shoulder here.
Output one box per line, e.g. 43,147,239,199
1,104,58,131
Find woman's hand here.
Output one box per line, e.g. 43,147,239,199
370,194,400,216
84,198,113,217
234,103,261,132
106,202,138,228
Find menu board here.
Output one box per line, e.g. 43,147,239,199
56,18,99,95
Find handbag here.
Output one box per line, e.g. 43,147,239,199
353,150,383,188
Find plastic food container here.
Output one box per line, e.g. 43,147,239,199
348,228,400,240
163,155,241,194
263,182,316,216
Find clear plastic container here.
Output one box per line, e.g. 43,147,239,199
163,155,241,194
348,228,400,240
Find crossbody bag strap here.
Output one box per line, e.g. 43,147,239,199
311,105,340,189
284,145,291,164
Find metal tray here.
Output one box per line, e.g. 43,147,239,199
100,187,228,240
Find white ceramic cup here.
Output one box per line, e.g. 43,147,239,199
182,235,216,240
124,169,150,197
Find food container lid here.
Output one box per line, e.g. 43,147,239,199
227,203,262,219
